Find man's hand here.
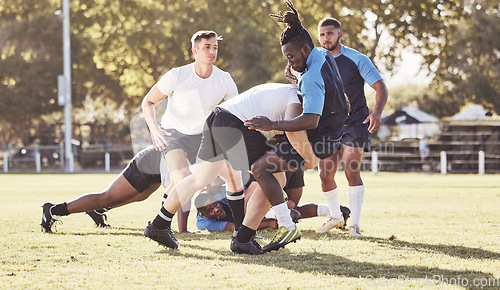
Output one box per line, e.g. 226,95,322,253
303,154,320,170
363,112,382,133
150,127,172,150
285,65,298,85
244,116,275,131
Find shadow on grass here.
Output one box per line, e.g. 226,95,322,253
46,226,500,262
362,236,500,261
46,226,144,237
172,243,496,284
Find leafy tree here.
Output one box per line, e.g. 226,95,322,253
429,0,500,111
1,0,499,150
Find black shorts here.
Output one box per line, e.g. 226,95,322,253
284,167,304,190
341,122,371,151
273,136,341,169
122,146,162,192
197,107,273,172
160,127,202,164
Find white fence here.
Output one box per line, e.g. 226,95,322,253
370,150,489,175
0,147,495,175
1,145,112,173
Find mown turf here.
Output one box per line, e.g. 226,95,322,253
0,172,498,288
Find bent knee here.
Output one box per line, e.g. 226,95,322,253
170,168,192,182
250,160,270,179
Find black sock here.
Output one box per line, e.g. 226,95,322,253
227,190,245,230
51,203,70,216
236,225,256,243
162,193,168,205
152,207,174,230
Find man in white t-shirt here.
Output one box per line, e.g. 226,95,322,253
141,30,242,233
144,83,319,250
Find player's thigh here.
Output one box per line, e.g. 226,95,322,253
103,175,142,204
252,150,296,175
134,184,161,202
165,149,191,179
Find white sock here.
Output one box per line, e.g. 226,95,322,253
317,204,330,217
264,208,276,219
322,188,342,219
348,185,364,227
272,202,295,230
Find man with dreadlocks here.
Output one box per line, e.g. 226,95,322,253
230,0,349,254
286,17,389,238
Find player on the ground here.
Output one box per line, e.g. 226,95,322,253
230,1,349,254
40,145,166,233
244,165,351,223
143,82,319,250
195,176,349,232
141,30,243,233
313,17,389,237
40,30,242,234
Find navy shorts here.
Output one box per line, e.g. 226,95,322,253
273,136,341,169
197,107,273,172
122,146,162,192
284,167,304,190
341,122,371,151
160,127,202,165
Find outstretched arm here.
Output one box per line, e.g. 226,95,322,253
244,113,319,132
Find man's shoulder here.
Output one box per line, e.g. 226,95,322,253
170,62,194,73
341,45,370,63
163,63,194,80
212,65,233,78
211,66,237,88
300,70,323,90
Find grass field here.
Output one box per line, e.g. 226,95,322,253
0,172,499,289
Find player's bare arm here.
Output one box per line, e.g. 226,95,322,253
363,79,389,133
244,113,319,132
282,103,320,170
141,85,172,150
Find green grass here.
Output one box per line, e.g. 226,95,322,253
0,172,499,289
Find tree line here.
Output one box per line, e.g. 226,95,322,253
0,0,498,147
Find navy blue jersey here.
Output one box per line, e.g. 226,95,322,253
333,45,382,125
299,47,349,142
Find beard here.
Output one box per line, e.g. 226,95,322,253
325,35,341,51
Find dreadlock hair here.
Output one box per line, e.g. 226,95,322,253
270,0,314,49
318,17,341,29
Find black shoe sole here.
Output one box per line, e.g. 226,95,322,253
40,203,54,233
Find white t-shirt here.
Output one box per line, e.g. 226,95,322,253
156,63,238,135
219,83,301,139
